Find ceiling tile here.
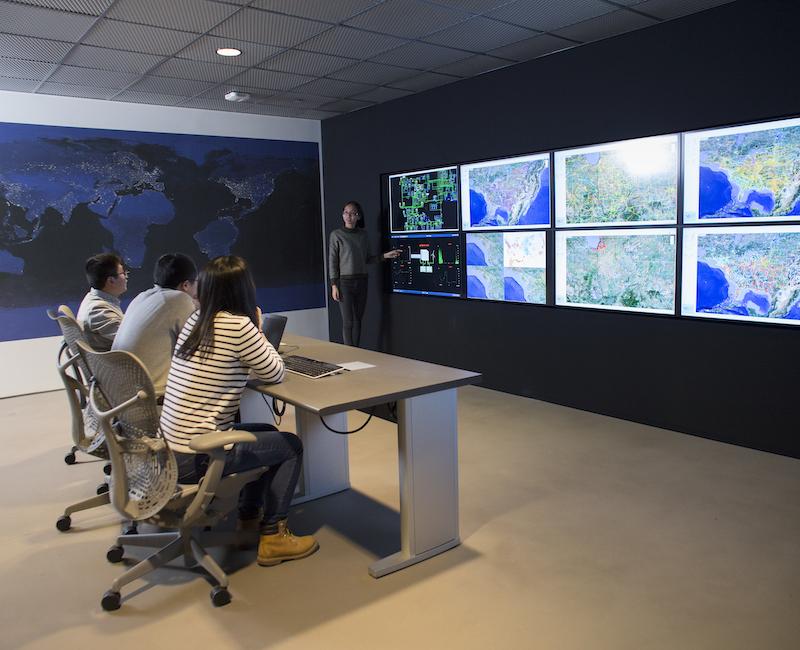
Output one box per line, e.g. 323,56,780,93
107,0,239,33
259,49,355,76
37,81,118,99
487,0,613,32
250,103,311,117
317,97,372,112
298,108,340,119
228,67,314,91
344,0,469,39
370,41,470,69
0,0,97,40
631,0,736,20
177,96,255,112
251,0,381,23
0,33,73,63
389,71,459,92
329,61,416,85
293,76,375,98
112,90,185,106
151,58,243,83
62,45,165,73
195,84,275,102
433,53,509,77
300,26,408,58
83,19,199,55
423,16,536,51
0,76,42,91
552,9,658,42
129,75,216,96
489,33,572,61
48,64,140,88
6,0,114,15
177,35,282,67
211,8,330,47
256,91,333,108
353,85,413,102
422,0,514,13
0,57,53,80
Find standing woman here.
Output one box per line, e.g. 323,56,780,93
329,200,400,346
160,255,318,566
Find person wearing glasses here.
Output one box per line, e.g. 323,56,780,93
112,253,198,396
77,253,128,351
328,200,401,346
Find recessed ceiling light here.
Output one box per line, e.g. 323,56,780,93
216,47,242,57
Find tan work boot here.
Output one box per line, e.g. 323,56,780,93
257,520,319,566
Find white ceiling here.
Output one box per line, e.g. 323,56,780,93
0,0,736,120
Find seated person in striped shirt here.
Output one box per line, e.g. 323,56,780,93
77,253,128,351
160,255,318,566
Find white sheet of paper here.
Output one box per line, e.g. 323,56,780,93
338,361,375,371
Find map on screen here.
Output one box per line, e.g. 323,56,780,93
461,153,550,230
554,135,678,227
556,229,676,313
389,166,459,233
684,117,800,223
681,225,800,324
466,231,546,303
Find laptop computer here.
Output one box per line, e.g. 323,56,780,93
262,313,287,350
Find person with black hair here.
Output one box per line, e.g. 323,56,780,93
77,252,127,351
112,253,198,395
160,255,318,566
328,200,400,346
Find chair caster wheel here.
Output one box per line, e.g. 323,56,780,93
64,452,76,465
103,463,112,476
97,483,109,495
210,586,231,607
101,590,121,611
106,545,124,563
56,515,71,532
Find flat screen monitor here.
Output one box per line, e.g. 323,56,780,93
388,166,459,234
466,231,546,304
683,116,800,223
681,225,800,324
390,233,462,297
554,135,678,227
460,153,550,230
555,228,676,314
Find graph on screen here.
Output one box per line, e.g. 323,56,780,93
390,233,462,297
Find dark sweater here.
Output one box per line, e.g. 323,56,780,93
328,227,379,286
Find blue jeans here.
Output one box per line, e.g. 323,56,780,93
174,423,303,532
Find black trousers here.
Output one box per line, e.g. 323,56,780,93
338,276,368,347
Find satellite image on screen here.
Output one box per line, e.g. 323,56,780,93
390,233,462,297
556,136,678,226
682,226,800,324
461,154,550,230
686,118,800,222
557,229,675,312
466,231,546,303
389,167,459,233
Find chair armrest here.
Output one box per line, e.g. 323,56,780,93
188,429,258,453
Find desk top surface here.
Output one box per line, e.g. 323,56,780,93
248,334,481,415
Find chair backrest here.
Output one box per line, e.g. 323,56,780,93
77,342,178,521
48,305,92,384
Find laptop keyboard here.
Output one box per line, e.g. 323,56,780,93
283,355,343,378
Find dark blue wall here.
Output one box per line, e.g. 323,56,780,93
321,0,800,457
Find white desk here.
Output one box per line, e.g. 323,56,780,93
243,335,480,577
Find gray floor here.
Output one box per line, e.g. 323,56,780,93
1,386,798,649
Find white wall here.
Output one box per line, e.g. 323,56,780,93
0,90,327,398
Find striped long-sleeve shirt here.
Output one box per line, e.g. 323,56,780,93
160,310,285,454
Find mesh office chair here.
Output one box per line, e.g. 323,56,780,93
77,342,273,611
47,306,112,532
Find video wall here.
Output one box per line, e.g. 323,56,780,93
385,114,800,326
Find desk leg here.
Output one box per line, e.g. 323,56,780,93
292,408,350,504
369,388,460,578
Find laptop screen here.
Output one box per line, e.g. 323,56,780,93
262,314,287,350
